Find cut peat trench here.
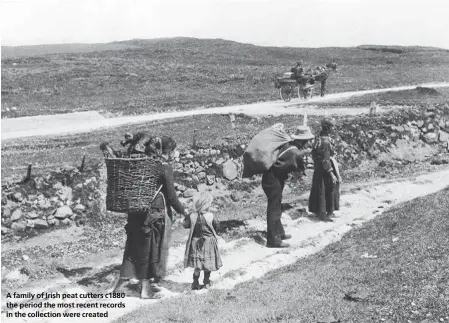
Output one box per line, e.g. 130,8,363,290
2,168,449,323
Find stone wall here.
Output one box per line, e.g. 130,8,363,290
1,165,102,237
2,103,449,235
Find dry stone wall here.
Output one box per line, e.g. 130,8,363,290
2,103,449,235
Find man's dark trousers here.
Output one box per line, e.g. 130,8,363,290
262,169,287,247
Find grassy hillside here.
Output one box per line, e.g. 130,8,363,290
114,186,449,323
2,38,449,118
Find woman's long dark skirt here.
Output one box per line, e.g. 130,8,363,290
119,208,171,280
308,168,340,215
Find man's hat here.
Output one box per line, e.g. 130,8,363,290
290,125,314,140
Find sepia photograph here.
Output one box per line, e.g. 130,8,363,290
1,0,449,322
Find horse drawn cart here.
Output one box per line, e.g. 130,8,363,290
274,72,316,102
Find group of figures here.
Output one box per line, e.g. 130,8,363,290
109,116,341,298
291,59,338,97
262,117,341,248
275,60,338,101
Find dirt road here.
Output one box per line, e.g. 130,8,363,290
2,82,449,141
3,168,449,323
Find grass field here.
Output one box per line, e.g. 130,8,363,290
2,38,449,118
315,86,449,108
113,186,449,323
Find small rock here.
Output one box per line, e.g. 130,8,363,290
32,177,46,190
221,160,238,181
74,204,86,212
2,205,12,219
422,132,438,144
60,218,73,226
54,205,73,219
215,157,225,165
12,192,23,203
1,226,9,235
11,221,26,231
206,175,216,186
183,189,197,198
197,183,209,192
53,181,63,190
27,211,39,219
22,255,30,261
1,193,8,206
197,172,207,180
34,219,49,229
58,186,73,202
215,181,227,191
47,219,57,226
11,209,23,221
230,193,240,202
439,130,449,143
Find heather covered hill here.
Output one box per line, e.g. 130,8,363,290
2,38,449,118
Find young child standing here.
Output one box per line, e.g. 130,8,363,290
183,192,222,290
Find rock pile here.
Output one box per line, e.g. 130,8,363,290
331,104,449,167
1,166,101,236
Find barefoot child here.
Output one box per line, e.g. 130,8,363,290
183,192,222,290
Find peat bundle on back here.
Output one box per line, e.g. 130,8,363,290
100,132,163,213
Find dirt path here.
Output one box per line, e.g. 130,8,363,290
2,168,449,323
2,82,449,141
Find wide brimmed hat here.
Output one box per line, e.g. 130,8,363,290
290,125,314,140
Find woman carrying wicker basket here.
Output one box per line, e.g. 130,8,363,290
112,136,188,299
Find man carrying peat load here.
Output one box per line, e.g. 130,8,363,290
262,125,314,248
243,122,314,248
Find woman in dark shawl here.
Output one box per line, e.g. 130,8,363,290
113,136,188,299
308,117,341,222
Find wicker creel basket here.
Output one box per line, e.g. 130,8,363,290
105,156,164,213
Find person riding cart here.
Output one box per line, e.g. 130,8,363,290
291,60,304,81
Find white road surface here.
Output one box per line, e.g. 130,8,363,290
2,82,449,141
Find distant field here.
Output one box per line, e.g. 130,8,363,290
315,86,449,108
2,38,449,118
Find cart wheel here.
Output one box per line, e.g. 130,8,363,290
280,85,292,102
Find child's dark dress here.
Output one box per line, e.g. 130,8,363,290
185,213,222,271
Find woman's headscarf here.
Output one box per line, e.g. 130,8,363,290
313,117,336,150
321,117,336,133
193,192,214,214
145,136,177,158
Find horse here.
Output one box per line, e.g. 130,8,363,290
303,61,338,97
